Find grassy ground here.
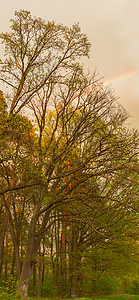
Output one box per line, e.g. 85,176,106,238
26,295,139,300
0,296,139,300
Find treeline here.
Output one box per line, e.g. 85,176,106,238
0,10,139,298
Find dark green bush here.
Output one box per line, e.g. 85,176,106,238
97,276,121,295
132,279,139,295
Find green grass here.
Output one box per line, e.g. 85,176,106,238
0,296,139,300
65,296,139,300
27,295,139,300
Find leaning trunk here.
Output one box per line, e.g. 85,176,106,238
17,205,51,298
17,233,39,298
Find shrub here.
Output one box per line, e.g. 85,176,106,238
132,279,139,295
93,275,121,295
0,275,19,299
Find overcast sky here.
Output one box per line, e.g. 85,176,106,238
0,0,139,129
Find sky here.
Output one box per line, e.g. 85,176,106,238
0,0,139,129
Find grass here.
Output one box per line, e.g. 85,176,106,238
0,296,139,300
26,295,139,300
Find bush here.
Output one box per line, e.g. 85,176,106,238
121,275,139,294
93,275,121,295
132,279,139,295
0,275,19,299
29,274,58,297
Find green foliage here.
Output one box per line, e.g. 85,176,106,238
132,279,139,295
96,276,121,295
0,90,7,118
121,275,139,295
29,274,57,297
0,276,19,299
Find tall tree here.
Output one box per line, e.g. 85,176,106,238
0,10,138,299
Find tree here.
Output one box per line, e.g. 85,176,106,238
0,10,90,115
0,10,138,299
0,10,92,297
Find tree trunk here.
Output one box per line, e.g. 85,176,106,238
17,230,39,298
4,223,9,284
17,205,51,298
0,214,7,276
11,249,15,275
54,211,60,287
37,250,42,298
70,280,79,298
42,238,45,285
33,263,37,288
69,224,82,298
61,208,67,289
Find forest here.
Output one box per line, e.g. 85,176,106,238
0,10,139,299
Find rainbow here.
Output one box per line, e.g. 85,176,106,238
104,69,138,86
